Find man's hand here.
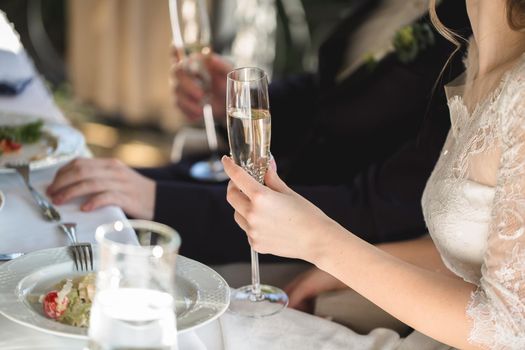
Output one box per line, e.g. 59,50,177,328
285,267,348,313
170,47,232,122
47,158,156,220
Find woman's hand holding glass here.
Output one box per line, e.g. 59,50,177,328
222,156,344,263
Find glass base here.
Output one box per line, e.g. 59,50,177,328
228,284,288,318
189,159,228,182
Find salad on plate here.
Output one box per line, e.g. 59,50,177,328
0,119,43,156
38,273,95,328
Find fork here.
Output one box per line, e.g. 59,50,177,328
7,162,61,221
59,222,93,271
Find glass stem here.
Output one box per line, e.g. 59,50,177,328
203,100,222,174
202,99,219,153
250,175,265,301
250,248,262,300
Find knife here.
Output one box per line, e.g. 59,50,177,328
0,253,24,261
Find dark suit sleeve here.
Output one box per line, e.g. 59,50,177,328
268,73,319,158
143,100,447,264
152,179,252,264
140,87,449,263
295,138,438,243
294,90,450,243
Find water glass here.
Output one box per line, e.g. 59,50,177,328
87,220,181,350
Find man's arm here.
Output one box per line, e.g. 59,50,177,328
268,73,319,158
294,107,449,244
142,90,449,263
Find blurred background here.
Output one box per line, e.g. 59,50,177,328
0,0,352,168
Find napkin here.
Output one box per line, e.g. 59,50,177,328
0,11,63,120
178,331,208,350
0,313,218,350
219,308,402,350
0,11,33,96
0,75,33,95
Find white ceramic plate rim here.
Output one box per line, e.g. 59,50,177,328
0,115,84,173
0,247,230,339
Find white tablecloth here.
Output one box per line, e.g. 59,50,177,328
0,165,128,253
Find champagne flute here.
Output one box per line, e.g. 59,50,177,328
168,0,227,182
226,67,288,317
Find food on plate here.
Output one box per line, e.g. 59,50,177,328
0,119,43,155
39,273,95,327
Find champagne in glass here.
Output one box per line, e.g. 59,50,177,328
227,108,271,184
226,67,288,317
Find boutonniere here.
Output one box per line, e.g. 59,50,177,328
364,21,436,72
393,22,435,63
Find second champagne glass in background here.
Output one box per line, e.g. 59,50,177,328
168,0,227,182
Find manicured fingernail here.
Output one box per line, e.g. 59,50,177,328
81,203,91,211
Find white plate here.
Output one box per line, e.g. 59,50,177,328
0,247,230,339
0,114,84,173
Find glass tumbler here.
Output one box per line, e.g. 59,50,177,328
87,220,181,350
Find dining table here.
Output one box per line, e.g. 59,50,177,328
0,9,457,350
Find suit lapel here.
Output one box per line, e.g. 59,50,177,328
320,5,441,97
318,0,381,89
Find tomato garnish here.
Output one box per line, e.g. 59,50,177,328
0,139,22,153
43,291,69,320
7,140,21,151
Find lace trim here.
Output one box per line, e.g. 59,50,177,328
467,245,525,349
423,47,525,349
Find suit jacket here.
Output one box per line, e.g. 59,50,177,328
139,0,471,264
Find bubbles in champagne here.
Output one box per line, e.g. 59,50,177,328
227,109,271,183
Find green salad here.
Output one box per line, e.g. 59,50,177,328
0,119,43,143
0,120,44,156
39,273,96,327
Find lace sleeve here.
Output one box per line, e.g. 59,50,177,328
466,74,525,349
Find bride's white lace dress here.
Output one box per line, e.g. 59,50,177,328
225,50,525,350
222,48,525,350
422,48,525,349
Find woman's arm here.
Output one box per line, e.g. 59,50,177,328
222,156,479,349
286,235,459,311
377,235,459,278
315,224,478,349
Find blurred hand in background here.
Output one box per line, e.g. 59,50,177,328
47,158,156,220
285,267,347,313
171,47,232,122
